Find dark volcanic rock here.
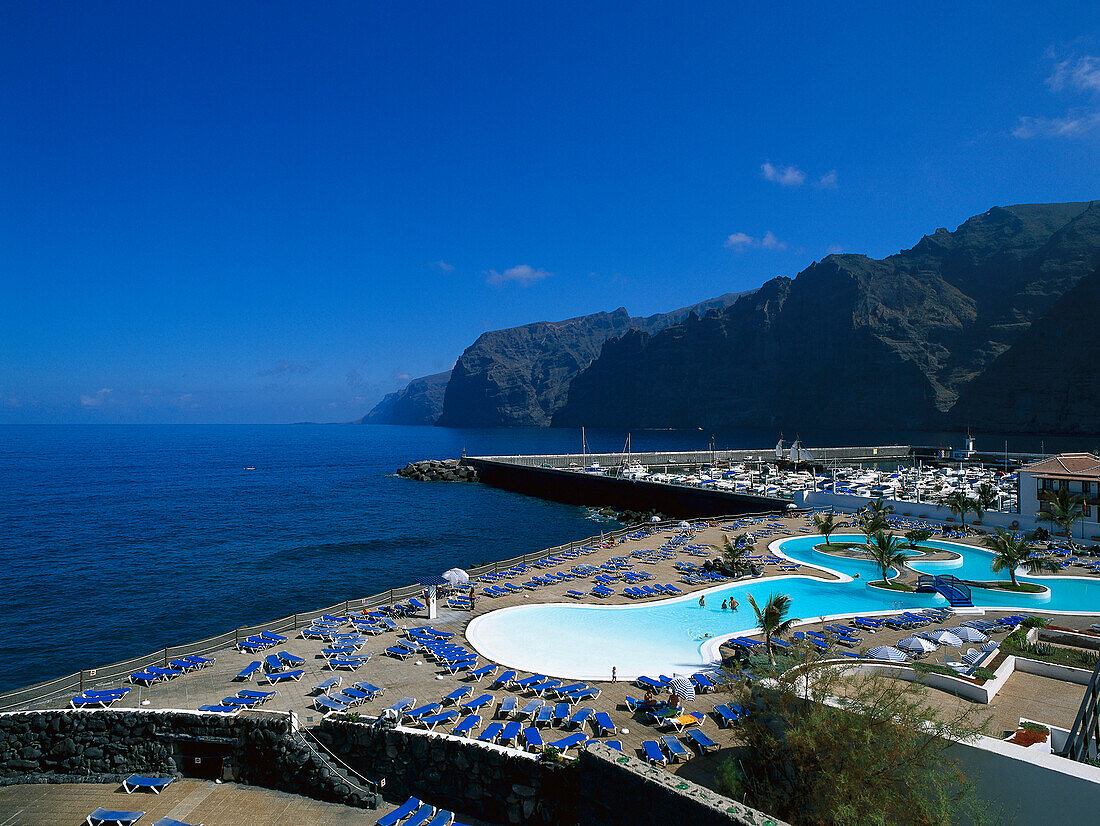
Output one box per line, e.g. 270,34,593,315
435,293,746,427
554,201,1100,434
360,370,451,426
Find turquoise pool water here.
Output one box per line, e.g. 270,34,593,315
466,534,1100,681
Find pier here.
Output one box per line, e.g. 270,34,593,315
463,445,912,518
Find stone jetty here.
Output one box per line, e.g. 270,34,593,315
397,458,479,483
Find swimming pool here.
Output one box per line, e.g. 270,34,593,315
465,534,1100,681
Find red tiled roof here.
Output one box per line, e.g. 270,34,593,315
1021,453,1100,479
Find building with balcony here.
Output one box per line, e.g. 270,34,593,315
1018,453,1100,543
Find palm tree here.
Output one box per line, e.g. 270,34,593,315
711,533,751,575
975,483,999,514
812,511,842,547
867,530,908,585
865,497,895,521
856,511,888,547
981,527,1060,587
747,592,798,665
1039,488,1086,548
944,491,977,527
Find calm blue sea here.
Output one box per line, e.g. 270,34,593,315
0,423,1094,693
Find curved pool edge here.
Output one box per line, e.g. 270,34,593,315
465,534,1100,682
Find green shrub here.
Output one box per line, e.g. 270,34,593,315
971,667,996,681
714,757,743,798
1021,616,1048,628
1020,721,1049,733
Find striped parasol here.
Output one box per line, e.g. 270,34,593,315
670,674,696,702
947,626,988,644
897,636,937,655
867,646,909,662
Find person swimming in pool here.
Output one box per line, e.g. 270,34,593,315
721,599,728,610
699,595,705,607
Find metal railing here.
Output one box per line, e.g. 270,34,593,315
0,509,797,712
1060,657,1100,762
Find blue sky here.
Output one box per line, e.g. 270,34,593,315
2,1,1099,423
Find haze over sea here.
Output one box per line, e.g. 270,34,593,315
2,424,1097,694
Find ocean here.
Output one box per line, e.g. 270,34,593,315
1,423,1095,694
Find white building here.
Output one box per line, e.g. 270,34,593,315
1018,453,1100,542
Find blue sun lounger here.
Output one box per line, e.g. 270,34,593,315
277,651,305,667
264,654,284,673
552,702,571,726
515,698,543,720
71,693,124,709
512,674,547,689
713,704,742,727
567,707,595,729
315,696,350,713
266,668,304,684
662,735,690,762
522,726,544,751
562,686,600,704
490,670,517,689
235,661,262,682
443,686,472,705
548,732,587,754
534,706,554,726
642,739,667,765
376,797,422,826
497,697,518,718
592,712,616,736
353,681,385,700
499,721,523,746
467,664,497,681
533,679,563,697
419,710,461,730
477,722,504,743
424,811,454,826
384,697,416,714
152,818,202,826
460,693,493,711
635,676,666,691
123,775,175,794
400,805,437,826
198,704,239,714
86,809,145,826
405,703,442,722
313,677,342,695
685,727,720,754
128,671,165,686
452,714,481,737
259,631,288,643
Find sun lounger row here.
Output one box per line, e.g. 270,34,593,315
87,808,201,826
641,728,719,764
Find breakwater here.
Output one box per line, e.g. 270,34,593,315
466,457,789,517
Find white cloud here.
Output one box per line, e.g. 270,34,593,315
826,243,844,255
1046,54,1100,94
816,170,839,189
723,232,755,249
760,231,786,250
1013,111,1100,138
761,161,806,187
485,264,551,286
80,388,113,408
724,231,787,252
1017,51,1100,139
432,260,455,271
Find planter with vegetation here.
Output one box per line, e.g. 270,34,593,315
1006,722,1049,748
967,581,1048,594
910,662,996,685
868,580,914,592
1001,629,1100,669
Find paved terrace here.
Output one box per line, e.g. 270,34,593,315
0,779,493,826
8,513,1100,799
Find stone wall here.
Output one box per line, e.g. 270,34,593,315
577,744,789,826
0,710,374,808
319,719,576,824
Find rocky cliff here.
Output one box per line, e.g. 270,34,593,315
433,293,746,427
554,201,1100,433
360,370,451,425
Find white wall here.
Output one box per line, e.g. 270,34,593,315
795,490,1038,533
